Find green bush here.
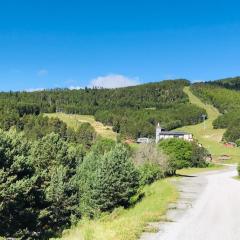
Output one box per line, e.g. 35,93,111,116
90,137,116,155
159,138,208,173
223,120,240,143
236,139,240,147
138,163,163,185
78,144,140,217
159,138,192,173
238,164,240,176
190,142,209,168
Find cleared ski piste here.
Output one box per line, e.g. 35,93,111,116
177,87,240,162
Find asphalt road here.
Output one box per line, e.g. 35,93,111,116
141,166,240,240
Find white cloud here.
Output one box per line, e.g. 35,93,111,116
37,69,48,76
69,86,84,90
191,79,203,83
89,74,140,89
25,88,44,92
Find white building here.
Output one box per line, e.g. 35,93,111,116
137,137,152,144
156,123,193,143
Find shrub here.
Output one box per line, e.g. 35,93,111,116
223,120,240,143
236,139,240,147
159,138,208,174
159,139,192,173
133,144,171,184
190,142,209,168
90,137,116,155
138,163,163,185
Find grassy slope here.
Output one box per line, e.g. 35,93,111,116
51,87,235,240
58,179,178,240
177,87,240,162
45,113,117,140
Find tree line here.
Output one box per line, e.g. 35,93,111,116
208,76,240,91
0,79,206,140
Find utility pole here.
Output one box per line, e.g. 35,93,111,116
202,114,207,130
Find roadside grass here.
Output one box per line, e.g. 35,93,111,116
177,87,240,163
58,179,178,240
233,176,240,181
233,176,240,180
176,164,225,176
129,143,140,151
45,113,117,140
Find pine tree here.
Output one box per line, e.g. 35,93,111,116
0,130,41,238
93,144,139,212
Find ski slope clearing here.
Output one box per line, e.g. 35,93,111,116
177,87,240,162
45,113,117,140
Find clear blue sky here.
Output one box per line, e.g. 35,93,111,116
1,0,240,91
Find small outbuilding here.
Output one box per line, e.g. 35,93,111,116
137,137,152,144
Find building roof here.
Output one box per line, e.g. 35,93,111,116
159,131,190,136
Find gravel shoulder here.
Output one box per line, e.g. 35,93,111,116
141,165,240,240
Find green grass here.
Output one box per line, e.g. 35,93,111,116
45,113,117,140
176,164,225,176
177,87,240,162
58,179,178,240
233,176,240,181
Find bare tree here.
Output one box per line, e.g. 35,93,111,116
133,144,170,176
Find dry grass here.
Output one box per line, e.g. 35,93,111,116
57,179,178,240
177,87,240,163
45,113,117,140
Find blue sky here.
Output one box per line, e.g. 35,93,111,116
0,0,240,91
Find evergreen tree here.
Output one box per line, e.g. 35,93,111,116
30,133,83,237
92,144,139,212
0,130,42,238
78,144,139,216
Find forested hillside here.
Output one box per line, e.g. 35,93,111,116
0,79,206,139
208,76,240,91
191,80,240,143
0,79,218,239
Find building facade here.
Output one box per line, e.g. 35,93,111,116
156,123,193,143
